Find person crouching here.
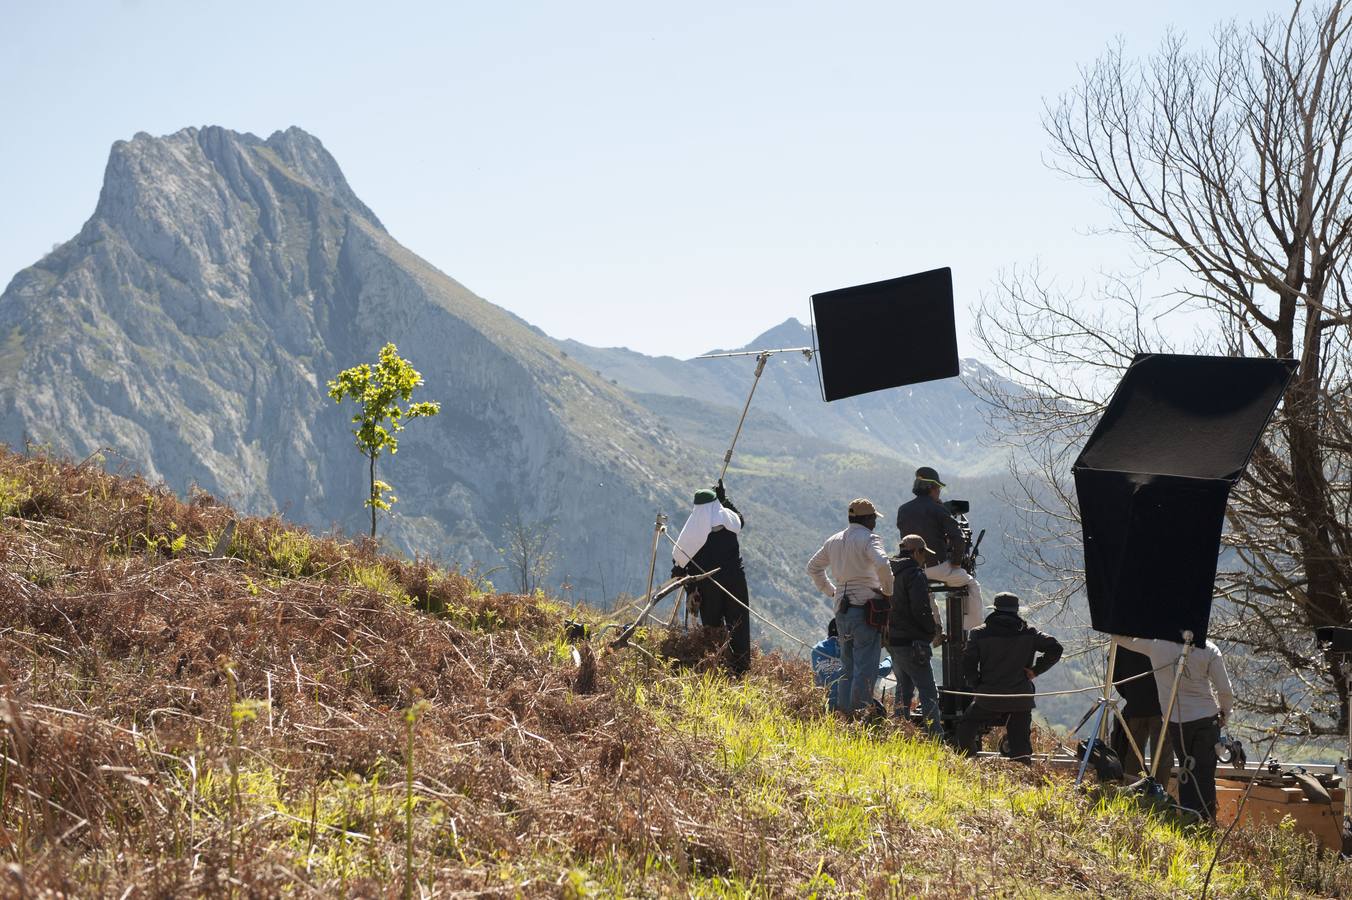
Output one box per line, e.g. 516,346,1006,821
956,592,1062,762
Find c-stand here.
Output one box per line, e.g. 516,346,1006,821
933,501,983,732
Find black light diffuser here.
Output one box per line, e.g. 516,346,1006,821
1075,354,1296,644
811,267,959,402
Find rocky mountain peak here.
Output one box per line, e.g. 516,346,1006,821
92,126,383,240
731,317,813,354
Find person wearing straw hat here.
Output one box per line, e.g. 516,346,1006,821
671,480,751,673
806,498,895,717
895,465,985,631
955,592,1062,762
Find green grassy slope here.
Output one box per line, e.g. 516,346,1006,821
0,449,1346,897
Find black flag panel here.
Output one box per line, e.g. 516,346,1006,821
811,267,959,402
1074,354,1296,644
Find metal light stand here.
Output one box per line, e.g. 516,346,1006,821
1345,672,1351,858
1150,630,1195,782
641,512,668,630
695,346,815,479
1071,637,1147,786
1344,669,1351,858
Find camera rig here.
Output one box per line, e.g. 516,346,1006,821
930,499,985,730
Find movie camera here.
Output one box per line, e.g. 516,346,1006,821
942,499,985,575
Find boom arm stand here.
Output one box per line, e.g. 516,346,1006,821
695,346,814,480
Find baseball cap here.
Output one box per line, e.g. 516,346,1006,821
848,498,881,517
900,534,934,556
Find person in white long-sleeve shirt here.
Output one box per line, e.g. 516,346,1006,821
806,498,895,717
1121,635,1233,820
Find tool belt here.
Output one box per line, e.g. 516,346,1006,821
865,589,890,630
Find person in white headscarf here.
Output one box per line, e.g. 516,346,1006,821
671,480,750,673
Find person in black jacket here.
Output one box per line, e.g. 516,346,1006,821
887,534,943,736
895,466,985,631
956,592,1062,762
671,480,751,673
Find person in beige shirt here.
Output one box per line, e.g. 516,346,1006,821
1121,636,1233,820
807,498,894,716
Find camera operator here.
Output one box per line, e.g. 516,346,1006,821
895,466,985,630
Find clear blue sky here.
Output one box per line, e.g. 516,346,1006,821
0,0,1288,359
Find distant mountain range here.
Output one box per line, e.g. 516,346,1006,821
563,318,1008,476
0,125,1034,649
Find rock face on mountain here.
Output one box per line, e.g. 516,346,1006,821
0,125,1030,650
0,126,698,598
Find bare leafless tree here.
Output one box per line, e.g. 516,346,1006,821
975,1,1352,733
502,514,556,596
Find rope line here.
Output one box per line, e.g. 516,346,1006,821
659,527,819,654
906,660,1176,700
656,522,1180,701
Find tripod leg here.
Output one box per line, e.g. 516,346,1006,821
1076,702,1108,786
1099,639,1118,744
1151,637,1193,781
1109,702,1147,776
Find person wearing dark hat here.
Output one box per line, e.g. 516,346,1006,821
887,534,944,736
806,498,895,716
812,618,894,712
955,592,1062,762
895,466,985,631
671,480,751,673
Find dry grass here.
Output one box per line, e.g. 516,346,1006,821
0,447,1346,897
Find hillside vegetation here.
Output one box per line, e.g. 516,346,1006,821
0,449,1347,897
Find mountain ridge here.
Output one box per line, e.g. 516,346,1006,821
0,124,1024,652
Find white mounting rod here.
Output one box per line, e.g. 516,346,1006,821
695,346,815,361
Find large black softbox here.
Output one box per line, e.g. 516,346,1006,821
1075,354,1296,644
811,267,959,402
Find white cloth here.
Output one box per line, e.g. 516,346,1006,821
924,563,984,631
806,523,895,612
672,500,742,567
1120,637,1234,724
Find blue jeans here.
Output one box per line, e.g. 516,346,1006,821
890,641,942,736
836,605,881,714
